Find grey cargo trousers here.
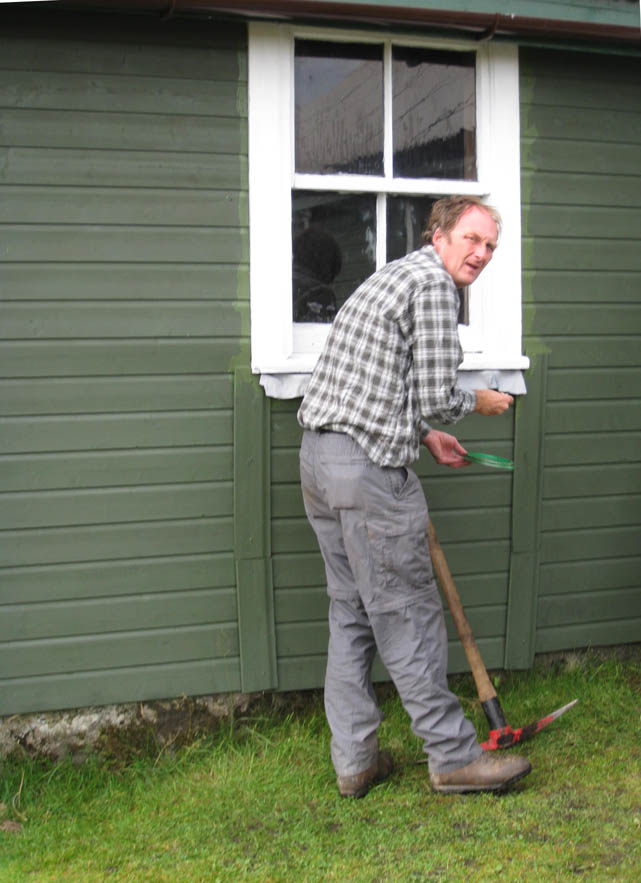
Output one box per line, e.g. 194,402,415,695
300,429,482,777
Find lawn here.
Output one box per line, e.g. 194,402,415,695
1,650,640,882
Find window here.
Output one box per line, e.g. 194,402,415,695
249,23,528,378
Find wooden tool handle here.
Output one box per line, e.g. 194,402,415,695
427,518,497,704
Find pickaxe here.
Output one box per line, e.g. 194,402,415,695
427,518,577,750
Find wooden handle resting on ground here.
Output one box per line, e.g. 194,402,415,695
427,518,497,704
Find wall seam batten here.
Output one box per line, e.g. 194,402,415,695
233,366,278,691
504,350,548,669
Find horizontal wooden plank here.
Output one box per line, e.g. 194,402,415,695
1,301,248,340
0,263,247,301
541,526,640,564
0,447,233,492
0,110,246,154
522,237,641,272
275,604,507,658
0,147,246,189
537,587,641,629
535,619,641,655
0,376,232,416
2,517,234,567
520,77,641,116
275,636,505,689
272,472,513,519
0,657,242,716
270,433,513,484
2,622,239,679
523,271,640,305
521,172,641,209
541,337,641,369
3,482,233,530
0,412,233,454
271,507,511,554
0,22,246,79
0,340,248,377
545,431,640,466
0,228,248,265
273,573,508,622
0,588,237,642
523,205,641,240
541,495,641,533
271,409,513,449
524,304,641,336
0,70,246,116
543,463,641,498
545,400,641,434
546,368,641,401
0,187,248,227
521,105,641,145
0,553,236,605
539,556,641,597
520,50,641,93
272,554,326,589
521,137,641,177
274,587,329,624
271,527,511,577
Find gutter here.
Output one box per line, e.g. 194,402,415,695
57,0,641,45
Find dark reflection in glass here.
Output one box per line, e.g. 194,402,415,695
387,195,468,324
295,40,384,175
292,190,377,321
392,47,476,180
386,195,436,263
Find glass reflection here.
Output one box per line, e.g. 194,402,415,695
292,191,377,321
386,195,436,263
295,40,384,175
392,47,476,179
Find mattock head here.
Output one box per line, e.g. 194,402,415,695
481,699,579,751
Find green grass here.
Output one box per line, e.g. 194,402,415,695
1,651,640,882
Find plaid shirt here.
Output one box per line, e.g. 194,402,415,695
297,245,476,467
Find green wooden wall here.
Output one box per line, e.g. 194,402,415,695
2,11,639,718
520,47,641,657
0,12,249,714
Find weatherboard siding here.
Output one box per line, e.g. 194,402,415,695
0,14,248,714
520,47,641,655
271,401,514,687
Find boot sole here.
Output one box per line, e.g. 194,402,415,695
431,763,531,795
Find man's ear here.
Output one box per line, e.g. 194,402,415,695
432,227,443,252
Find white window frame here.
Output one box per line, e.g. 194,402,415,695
248,22,529,375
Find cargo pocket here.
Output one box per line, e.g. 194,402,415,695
366,512,434,608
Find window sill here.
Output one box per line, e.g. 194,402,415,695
258,358,530,400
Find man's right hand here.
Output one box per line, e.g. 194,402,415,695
474,389,514,416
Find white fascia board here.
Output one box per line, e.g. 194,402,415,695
475,42,524,360
248,22,294,372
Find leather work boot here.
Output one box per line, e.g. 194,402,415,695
430,752,531,794
336,750,394,798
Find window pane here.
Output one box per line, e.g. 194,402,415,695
292,190,377,322
387,195,468,324
392,47,476,180
295,40,384,175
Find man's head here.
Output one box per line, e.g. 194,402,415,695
423,196,501,288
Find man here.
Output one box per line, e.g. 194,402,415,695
297,195,531,797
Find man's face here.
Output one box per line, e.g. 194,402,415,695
432,206,498,288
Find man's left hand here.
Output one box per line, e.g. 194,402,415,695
422,429,470,468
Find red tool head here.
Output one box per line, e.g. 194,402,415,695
481,699,578,751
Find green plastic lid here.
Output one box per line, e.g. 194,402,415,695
463,451,514,471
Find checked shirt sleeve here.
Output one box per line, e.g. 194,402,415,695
411,272,476,426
